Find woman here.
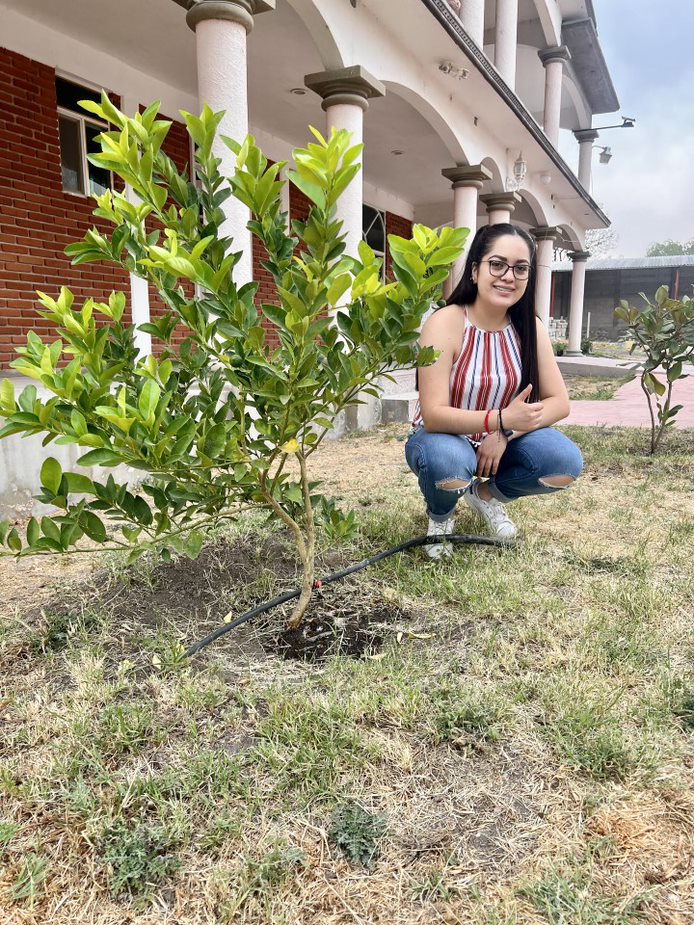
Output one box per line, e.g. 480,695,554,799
405,222,583,558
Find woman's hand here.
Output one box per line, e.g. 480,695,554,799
476,432,508,478
502,384,544,432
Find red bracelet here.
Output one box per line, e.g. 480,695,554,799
483,409,492,434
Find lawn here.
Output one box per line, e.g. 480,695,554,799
1,425,693,924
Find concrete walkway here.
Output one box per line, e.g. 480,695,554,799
566,369,694,428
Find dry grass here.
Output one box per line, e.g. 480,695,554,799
1,425,693,924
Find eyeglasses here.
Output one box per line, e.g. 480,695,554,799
480,258,531,280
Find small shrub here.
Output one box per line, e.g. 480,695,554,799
581,337,592,355
615,286,694,453
99,818,180,900
552,340,568,356
328,800,386,868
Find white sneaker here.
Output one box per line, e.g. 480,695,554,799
424,516,454,559
464,483,517,541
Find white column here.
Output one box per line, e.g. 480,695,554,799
531,226,559,329
538,46,571,148
567,250,590,355
326,103,364,260
480,191,521,225
121,92,151,357
187,0,275,286
460,0,485,47
495,0,519,89
442,164,492,285
574,128,599,190
304,66,385,260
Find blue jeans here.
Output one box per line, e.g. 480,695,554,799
405,427,583,521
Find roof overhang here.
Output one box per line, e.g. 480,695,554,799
420,0,610,227
561,17,619,114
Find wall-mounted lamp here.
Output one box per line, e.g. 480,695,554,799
439,61,469,80
513,153,527,185
596,145,612,164
505,152,527,191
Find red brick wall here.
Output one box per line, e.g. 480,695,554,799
0,49,129,371
0,50,416,367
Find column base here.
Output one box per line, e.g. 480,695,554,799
565,350,584,357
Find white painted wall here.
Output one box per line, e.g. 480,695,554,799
3,8,198,120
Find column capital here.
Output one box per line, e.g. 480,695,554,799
573,128,600,144
442,164,492,189
538,45,571,67
530,225,560,242
568,250,590,263
187,0,274,35
304,66,385,112
480,191,521,214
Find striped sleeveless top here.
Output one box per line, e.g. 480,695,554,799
412,308,523,443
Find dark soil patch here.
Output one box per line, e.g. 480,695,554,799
260,582,415,661
16,534,417,663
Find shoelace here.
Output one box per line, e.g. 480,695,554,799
484,498,512,528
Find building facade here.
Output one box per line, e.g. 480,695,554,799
1,0,620,373
551,256,694,341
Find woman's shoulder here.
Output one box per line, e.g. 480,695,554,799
422,303,467,333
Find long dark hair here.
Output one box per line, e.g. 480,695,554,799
447,223,540,401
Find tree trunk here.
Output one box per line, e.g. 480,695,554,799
287,452,316,630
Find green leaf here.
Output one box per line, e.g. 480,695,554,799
7,528,22,553
139,379,162,421
185,530,204,559
77,448,124,467
26,517,40,547
79,511,107,543
40,457,63,496
203,423,226,458
41,517,61,543
0,378,16,413
64,473,95,495
643,372,666,396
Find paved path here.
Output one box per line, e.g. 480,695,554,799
566,372,694,428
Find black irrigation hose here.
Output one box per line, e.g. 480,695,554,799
184,533,504,658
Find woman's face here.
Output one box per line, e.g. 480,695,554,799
472,235,532,310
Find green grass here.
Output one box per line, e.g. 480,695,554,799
0,426,692,923
564,375,634,401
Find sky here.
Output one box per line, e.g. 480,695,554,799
562,0,694,257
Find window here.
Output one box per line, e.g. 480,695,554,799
362,204,386,280
56,77,111,197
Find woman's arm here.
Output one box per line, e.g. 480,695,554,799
417,307,491,435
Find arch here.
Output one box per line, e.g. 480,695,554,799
557,223,583,251
480,156,504,192
517,187,549,226
562,72,592,131
382,80,468,163
529,0,562,47
285,0,344,69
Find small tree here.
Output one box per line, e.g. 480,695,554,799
614,286,694,453
0,98,466,627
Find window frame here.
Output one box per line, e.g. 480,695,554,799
362,203,387,282
56,79,112,199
